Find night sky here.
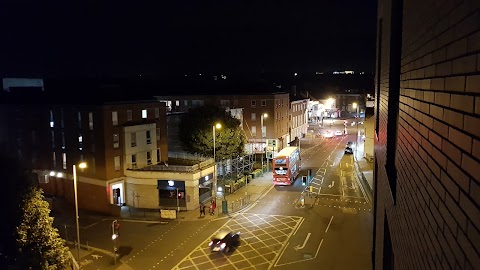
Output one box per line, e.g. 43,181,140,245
1,0,377,77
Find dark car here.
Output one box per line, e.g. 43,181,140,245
345,146,353,154
209,230,240,253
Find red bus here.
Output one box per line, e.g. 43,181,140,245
272,146,301,185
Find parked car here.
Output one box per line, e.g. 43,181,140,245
345,146,353,154
209,230,240,253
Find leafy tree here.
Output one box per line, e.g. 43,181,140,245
16,188,69,270
179,106,247,160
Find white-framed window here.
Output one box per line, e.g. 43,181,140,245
147,151,152,165
156,128,160,140
112,111,118,126
114,156,121,171
62,153,67,169
251,113,256,121
131,132,137,147
154,108,159,119
113,134,119,148
251,126,256,135
146,130,151,144
49,110,54,128
88,112,94,130
142,109,147,119
127,110,132,121
131,154,137,169
261,100,266,107
251,100,256,107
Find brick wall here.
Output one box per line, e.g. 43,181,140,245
374,0,480,269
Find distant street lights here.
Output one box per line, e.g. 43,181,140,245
73,162,87,260
212,123,221,200
353,102,359,159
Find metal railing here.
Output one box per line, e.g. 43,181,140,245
226,194,250,213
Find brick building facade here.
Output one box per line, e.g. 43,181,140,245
374,0,480,269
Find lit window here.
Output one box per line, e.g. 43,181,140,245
62,153,67,169
251,126,256,135
49,110,54,128
113,134,119,148
175,100,180,106
88,112,94,130
251,113,256,121
142,109,147,119
112,111,118,126
78,135,83,143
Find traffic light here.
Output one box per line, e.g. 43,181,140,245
112,220,120,238
302,176,307,186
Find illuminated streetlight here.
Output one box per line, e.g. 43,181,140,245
73,162,87,260
212,123,221,200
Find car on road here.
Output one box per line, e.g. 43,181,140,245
209,230,240,253
324,130,334,138
334,130,343,136
345,146,353,154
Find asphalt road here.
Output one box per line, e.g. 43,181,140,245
56,118,372,270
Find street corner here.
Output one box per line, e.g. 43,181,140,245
76,250,120,270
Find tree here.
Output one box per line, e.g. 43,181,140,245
16,188,69,270
179,106,247,160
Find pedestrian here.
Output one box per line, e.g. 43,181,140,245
200,203,206,217
210,199,216,215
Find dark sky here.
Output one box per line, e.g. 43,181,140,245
1,0,377,77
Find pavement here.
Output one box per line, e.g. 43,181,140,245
51,171,274,269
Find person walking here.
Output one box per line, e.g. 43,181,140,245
210,199,216,215
199,203,206,217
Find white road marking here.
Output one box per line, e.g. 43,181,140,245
293,233,311,251
325,216,334,233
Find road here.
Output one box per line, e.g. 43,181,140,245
57,118,372,270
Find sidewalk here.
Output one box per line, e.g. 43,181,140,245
119,172,274,222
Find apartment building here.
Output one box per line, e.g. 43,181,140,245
156,92,292,153
289,97,309,146
374,0,480,269
4,91,169,214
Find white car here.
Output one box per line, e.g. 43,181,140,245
324,130,334,138
334,130,343,136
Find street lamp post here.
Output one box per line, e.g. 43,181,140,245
353,103,359,159
212,123,221,200
73,162,87,260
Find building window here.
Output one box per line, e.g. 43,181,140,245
62,153,67,169
114,156,121,171
52,152,56,168
78,134,83,151
131,154,137,169
51,131,55,148
156,128,160,140
113,134,119,148
131,132,137,147
88,112,94,130
146,130,151,144
157,148,160,163
261,100,266,107
61,132,65,149
49,110,54,128
251,100,256,107
147,151,152,165
175,100,180,106
251,126,256,136
251,113,256,121
112,111,118,126
77,112,82,128
142,109,147,119
155,108,160,119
